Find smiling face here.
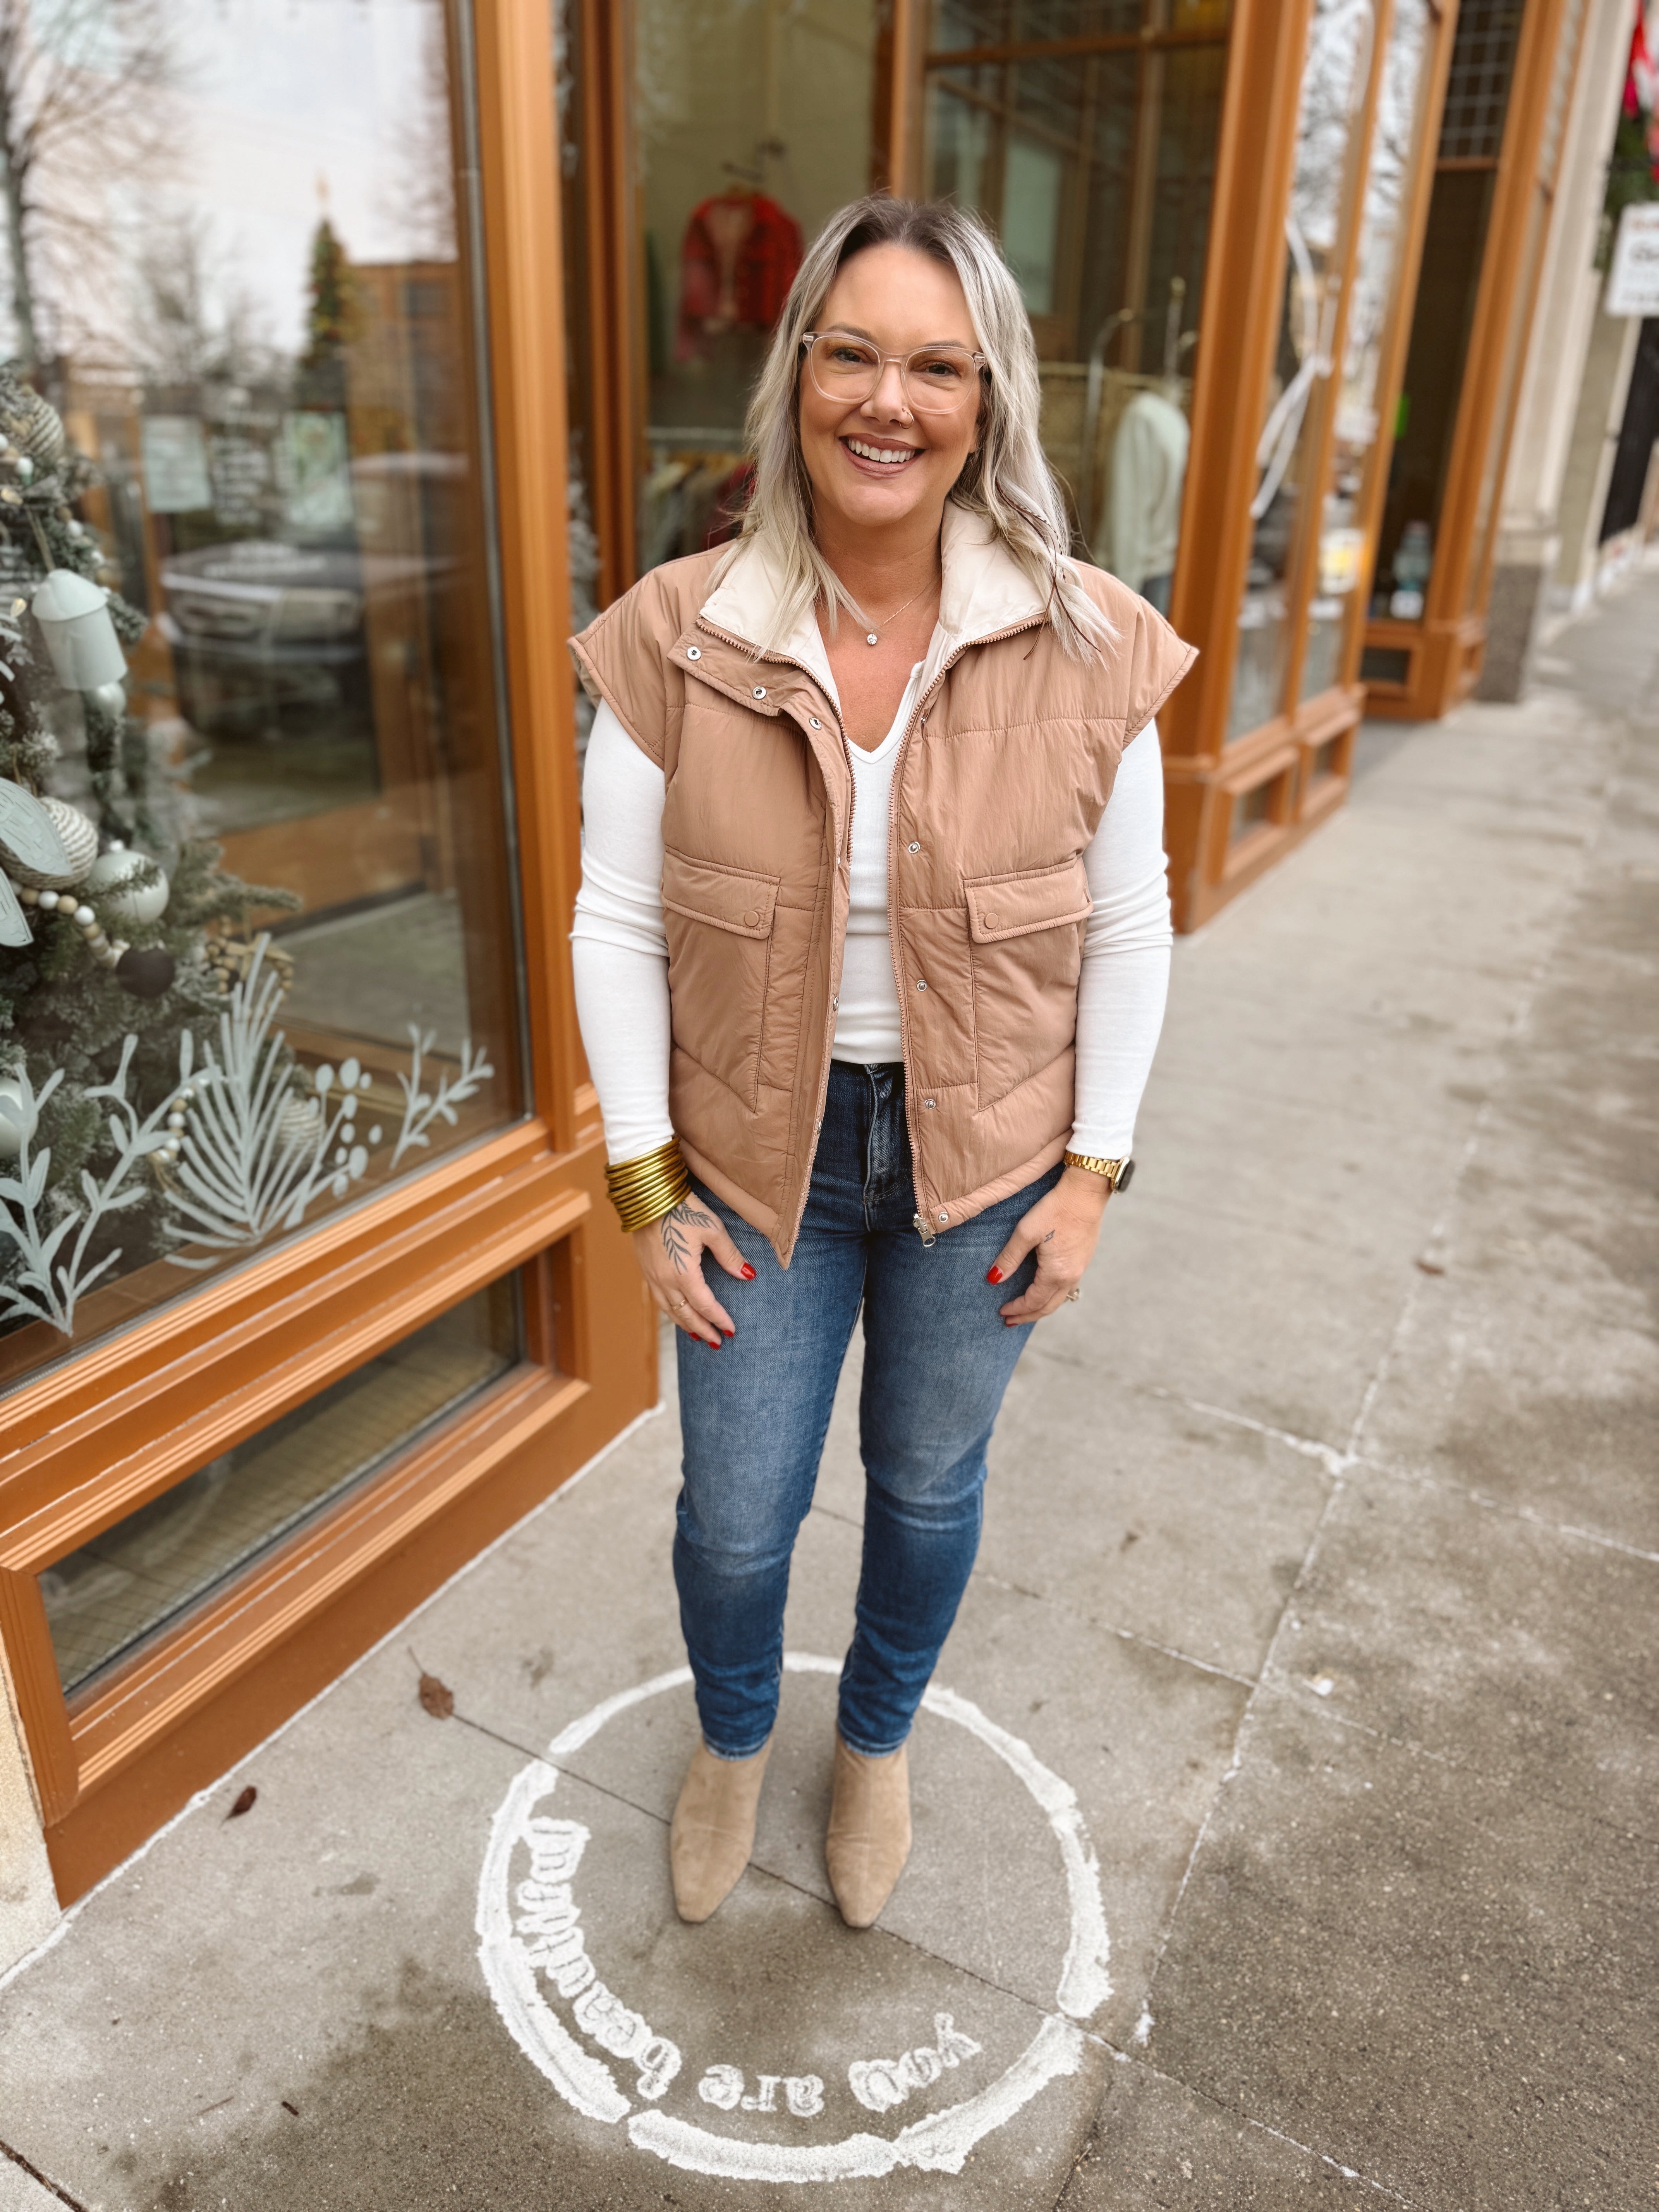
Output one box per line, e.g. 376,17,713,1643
797,243,982,548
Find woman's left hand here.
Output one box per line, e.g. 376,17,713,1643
987,1166,1112,1325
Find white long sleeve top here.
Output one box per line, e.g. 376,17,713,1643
572,685,1172,1166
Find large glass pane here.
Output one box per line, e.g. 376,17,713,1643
1370,165,1496,617
1369,0,1522,617
1226,0,1377,740
634,0,881,573
42,1277,522,1696
1298,0,1437,701
926,1,1232,615
0,2,524,1385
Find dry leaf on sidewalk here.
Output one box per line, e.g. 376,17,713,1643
418,1671,455,1719
226,1785,257,1819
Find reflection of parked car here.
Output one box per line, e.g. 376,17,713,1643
158,455,463,738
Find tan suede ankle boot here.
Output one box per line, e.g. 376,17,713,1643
825,1732,911,1929
670,1738,772,1923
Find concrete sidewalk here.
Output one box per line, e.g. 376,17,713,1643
0,568,1654,2211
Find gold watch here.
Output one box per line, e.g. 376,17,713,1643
1062,1150,1135,1192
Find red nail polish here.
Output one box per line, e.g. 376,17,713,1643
723,1328,735,1338
986,1266,1003,1285
741,1264,756,1280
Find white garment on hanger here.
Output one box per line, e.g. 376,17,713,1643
1100,387,1190,593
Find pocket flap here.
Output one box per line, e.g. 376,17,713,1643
964,857,1092,943
661,849,780,938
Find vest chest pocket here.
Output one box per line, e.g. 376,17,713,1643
661,849,782,1109
963,856,1092,1111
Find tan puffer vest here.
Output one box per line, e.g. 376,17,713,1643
571,503,1194,1265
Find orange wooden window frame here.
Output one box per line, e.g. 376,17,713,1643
1157,0,1469,927
1362,0,1588,721
0,0,656,1904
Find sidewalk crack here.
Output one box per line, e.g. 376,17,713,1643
1056,2045,1428,2208
0,2139,90,2212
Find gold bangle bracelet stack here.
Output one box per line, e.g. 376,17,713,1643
605,1139,693,1234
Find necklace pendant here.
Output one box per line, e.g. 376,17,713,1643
865,632,879,646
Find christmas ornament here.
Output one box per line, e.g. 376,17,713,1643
85,845,169,924
114,945,175,999
7,794,97,888
31,570,126,689
0,1074,37,1162
0,778,72,883
9,389,65,471
88,678,127,716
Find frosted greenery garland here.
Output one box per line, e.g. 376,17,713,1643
0,939,496,1330
0,1037,183,1331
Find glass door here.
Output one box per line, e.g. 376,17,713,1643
925,0,1233,613
632,0,883,575
1224,0,1380,740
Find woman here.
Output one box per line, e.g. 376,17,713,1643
570,196,1192,1932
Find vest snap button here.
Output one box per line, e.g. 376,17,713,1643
923,1098,936,1109
810,716,821,728
686,645,701,660
914,978,927,990
752,685,767,699
907,840,920,854
742,908,760,928
984,911,998,928
937,1211,949,1224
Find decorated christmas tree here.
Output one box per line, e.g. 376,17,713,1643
0,362,299,1337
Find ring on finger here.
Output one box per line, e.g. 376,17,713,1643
1065,1286,1082,1303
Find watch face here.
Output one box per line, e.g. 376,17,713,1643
1116,1158,1135,1191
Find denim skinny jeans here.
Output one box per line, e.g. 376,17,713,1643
674,1059,1060,1759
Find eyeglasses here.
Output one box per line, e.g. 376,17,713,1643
800,331,986,417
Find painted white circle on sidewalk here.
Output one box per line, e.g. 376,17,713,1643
476,1652,1112,2183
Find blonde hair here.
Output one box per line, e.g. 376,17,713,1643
720,195,1111,658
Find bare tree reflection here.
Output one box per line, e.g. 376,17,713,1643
0,0,178,371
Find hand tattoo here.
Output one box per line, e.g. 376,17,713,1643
1042,1228,1055,1243
659,1200,717,1273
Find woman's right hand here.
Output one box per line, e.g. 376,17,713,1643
633,1197,755,1347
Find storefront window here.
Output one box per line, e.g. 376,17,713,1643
1226,0,1377,739
43,1275,521,1696
1369,0,1523,618
1298,0,1437,701
926,0,1231,613
633,0,881,573
0,2,524,1384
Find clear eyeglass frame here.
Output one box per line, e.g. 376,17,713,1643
800,331,987,416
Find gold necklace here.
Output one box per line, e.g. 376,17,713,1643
849,571,940,647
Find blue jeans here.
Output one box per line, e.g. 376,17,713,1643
674,1060,1060,1759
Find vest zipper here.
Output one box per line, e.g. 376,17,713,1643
693,608,1048,1255
694,618,853,1254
